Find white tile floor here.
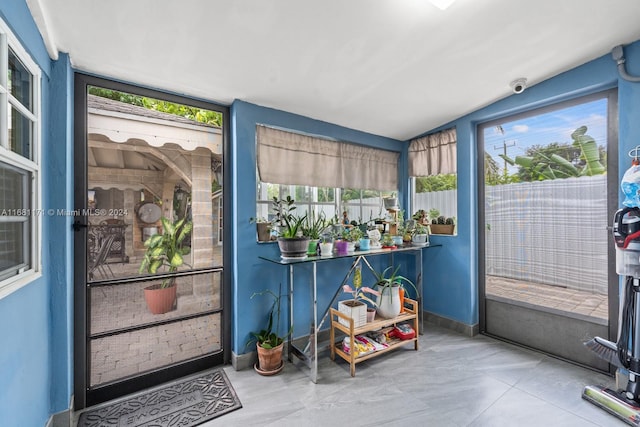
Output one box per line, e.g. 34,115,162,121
209,325,625,426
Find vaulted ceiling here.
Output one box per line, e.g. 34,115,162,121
27,0,640,140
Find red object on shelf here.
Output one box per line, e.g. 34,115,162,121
389,324,415,340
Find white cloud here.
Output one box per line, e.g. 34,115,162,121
512,124,529,133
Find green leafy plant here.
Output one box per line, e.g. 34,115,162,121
498,125,605,181
343,227,363,242
302,210,326,239
139,216,193,288
271,196,307,238
413,222,428,235
373,265,418,303
428,209,440,222
248,285,291,349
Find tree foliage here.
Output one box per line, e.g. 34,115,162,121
496,125,606,183
415,174,457,193
88,87,223,127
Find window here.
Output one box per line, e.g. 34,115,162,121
255,125,399,237
409,128,457,234
0,18,41,297
256,183,393,228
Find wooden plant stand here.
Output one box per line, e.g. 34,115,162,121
330,298,419,377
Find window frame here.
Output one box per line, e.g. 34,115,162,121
0,17,42,298
256,182,394,235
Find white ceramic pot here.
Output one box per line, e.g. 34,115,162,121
412,233,429,245
376,285,401,319
319,242,333,256
346,241,356,253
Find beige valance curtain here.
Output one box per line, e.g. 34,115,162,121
257,125,399,190
408,127,457,177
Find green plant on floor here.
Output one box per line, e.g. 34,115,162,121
248,284,292,349
139,216,193,288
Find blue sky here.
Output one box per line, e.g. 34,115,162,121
483,98,608,174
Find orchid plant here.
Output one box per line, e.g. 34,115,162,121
342,265,380,306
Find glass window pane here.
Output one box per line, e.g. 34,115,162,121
9,105,33,159
8,48,32,112
0,222,27,277
0,161,27,210
0,161,31,279
317,187,334,203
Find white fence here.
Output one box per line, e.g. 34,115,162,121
414,190,457,219
419,175,608,295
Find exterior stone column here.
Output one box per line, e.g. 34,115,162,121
190,149,214,299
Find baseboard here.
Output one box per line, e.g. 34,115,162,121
232,330,333,371
47,406,71,427
424,311,479,337
232,349,256,371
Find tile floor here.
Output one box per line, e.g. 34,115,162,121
208,325,624,426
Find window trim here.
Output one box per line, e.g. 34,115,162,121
0,17,42,299
256,182,395,236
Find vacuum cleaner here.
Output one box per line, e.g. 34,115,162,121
583,206,640,426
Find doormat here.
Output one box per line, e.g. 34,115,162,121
78,369,242,427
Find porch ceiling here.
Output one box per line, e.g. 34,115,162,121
28,0,640,140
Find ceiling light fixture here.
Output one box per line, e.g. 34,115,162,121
429,0,457,10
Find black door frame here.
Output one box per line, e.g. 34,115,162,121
73,73,231,409
477,88,619,370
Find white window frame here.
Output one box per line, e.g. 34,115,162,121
0,17,42,299
256,182,394,231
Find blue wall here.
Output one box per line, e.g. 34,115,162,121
0,1,73,425
420,41,640,327
230,100,409,354
2,0,640,421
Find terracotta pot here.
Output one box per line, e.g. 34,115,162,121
143,283,177,314
366,308,376,322
256,341,284,373
256,222,271,241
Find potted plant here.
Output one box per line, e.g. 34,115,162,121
139,216,193,314
248,284,291,375
250,216,272,242
383,192,399,210
340,265,380,327
372,265,418,319
272,196,309,259
302,210,326,255
343,227,363,252
412,209,427,223
412,222,429,246
428,208,440,222
430,215,455,235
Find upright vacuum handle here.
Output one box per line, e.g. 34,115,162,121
615,207,640,249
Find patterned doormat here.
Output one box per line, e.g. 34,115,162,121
78,369,242,427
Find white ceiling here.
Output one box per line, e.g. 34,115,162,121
27,0,640,140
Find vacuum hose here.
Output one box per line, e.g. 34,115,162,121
618,276,636,369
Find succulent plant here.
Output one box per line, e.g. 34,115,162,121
437,216,446,225
445,217,455,225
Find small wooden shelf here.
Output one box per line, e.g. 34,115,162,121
329,298,419,377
